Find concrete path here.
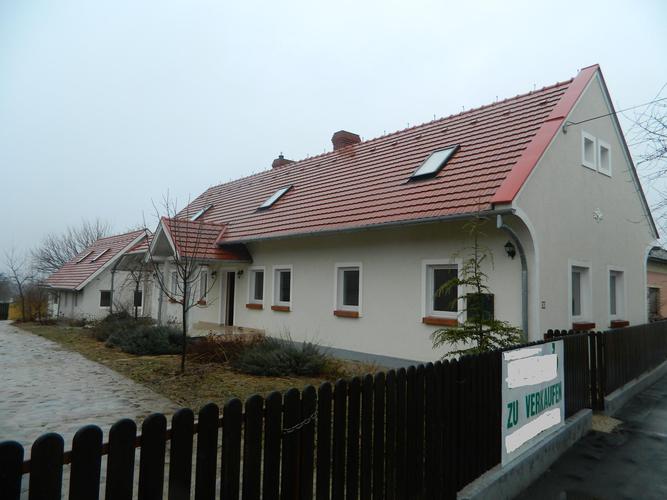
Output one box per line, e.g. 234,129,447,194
517,373,667,500
0,321,178,454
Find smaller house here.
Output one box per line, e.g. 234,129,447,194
45,230,152,320
647,247,667,321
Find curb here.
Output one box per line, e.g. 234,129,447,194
603,359,667,416
457,409,592,500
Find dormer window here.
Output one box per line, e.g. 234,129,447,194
75,250,93,263
410,145,459,180
91,248,110,262
190,204,213,221
259,186,291,209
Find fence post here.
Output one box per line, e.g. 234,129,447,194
105,419,137,500
596,332,607,409
69,425,103,500
194,404,217,500
169,408,194,500
0,441,24,500
588,332,598,410
29,433,64,500
138,413,167,500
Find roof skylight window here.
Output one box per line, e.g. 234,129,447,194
75,250,94,263
259,185,292,210
410,145,459,180
190,204,213,221
91,248,110,262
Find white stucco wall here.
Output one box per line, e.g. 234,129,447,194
515,72,655,333
54,269,152,321
182,220,526,362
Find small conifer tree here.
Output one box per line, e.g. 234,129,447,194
431,216,522,357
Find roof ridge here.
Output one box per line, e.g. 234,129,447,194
93,228,146,243
200,75,575,195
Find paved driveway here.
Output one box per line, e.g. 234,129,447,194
0,321,178,454
517,373,667,500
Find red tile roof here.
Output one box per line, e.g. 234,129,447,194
161,218,251,262
178,66,598,243
45,230,146,290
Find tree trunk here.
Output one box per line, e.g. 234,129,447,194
181,305,187,373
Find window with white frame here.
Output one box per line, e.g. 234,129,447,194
336,265,361,312
426,264,459,317
100,290,111,308
273,267,292,306
249,268,265,303
598,140,611,176
581,131,596,170
571,265,591,320
609,270,624,319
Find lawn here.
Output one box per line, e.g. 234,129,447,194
16,323,376,412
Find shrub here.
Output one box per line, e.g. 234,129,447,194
232,337,328,376
188,333,265,364
106,325,183,355
91,312,153,341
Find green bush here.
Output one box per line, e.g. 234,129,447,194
232,337,328,376
106,325,183,355
91,312,153,342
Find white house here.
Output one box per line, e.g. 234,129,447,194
62,64,658,363
45,230,153,321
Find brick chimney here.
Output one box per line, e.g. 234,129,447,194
272,154,294,169
331,130,361,151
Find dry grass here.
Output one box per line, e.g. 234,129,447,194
15,323,379,412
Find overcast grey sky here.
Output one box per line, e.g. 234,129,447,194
1,0,666,271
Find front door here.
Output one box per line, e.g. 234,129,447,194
225,271,235,325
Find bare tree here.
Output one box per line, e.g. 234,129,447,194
624,85,667,229
32,218,112,275
145,195,217,372
4,250,34,321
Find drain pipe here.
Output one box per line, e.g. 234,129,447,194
497,214,528,341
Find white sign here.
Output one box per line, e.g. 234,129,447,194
501,340,565,464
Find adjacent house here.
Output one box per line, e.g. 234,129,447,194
45,230,152,321
647,247,667,321
144,64,657,362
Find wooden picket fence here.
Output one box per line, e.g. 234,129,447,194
7,323,662,500
0,353,501,500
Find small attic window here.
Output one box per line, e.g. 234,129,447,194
91,248,110,262
75,250,94,263
190,204,213,221
259,186,292,210
410,145,460,180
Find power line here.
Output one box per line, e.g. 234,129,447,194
563,96,667,132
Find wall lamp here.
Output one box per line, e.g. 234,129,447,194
504,241,516,259
237,270,244,278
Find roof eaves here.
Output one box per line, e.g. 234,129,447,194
218,208,515,245
491,65,599,205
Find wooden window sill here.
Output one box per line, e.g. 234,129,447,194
610,320,629,328
246,303,263,310
334,310,359,318
572,321,596,331
271,305,290,312
422,316,458,327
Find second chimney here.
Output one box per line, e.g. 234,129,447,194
331,130,361,151
272,154,294,169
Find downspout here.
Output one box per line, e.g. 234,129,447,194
497,214,529,342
